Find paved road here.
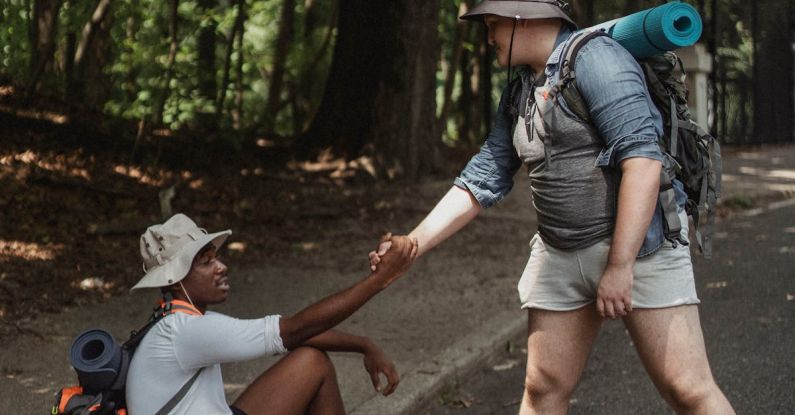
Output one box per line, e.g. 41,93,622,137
422,201,795,415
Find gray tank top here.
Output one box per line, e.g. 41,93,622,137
513,79,618,250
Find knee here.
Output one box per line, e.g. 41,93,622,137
661,375,718,411
289,347,335,375
524,365,576,404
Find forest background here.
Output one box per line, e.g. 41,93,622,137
0,0,793,332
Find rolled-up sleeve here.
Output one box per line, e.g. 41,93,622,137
572,37,663,168
454,87,522,208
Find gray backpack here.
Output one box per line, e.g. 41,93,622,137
553,30,722,258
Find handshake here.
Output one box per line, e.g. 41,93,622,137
367,233,418,288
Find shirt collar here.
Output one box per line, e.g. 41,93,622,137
545,25,575,77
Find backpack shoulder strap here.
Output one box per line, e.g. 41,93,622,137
555,30,609,122
154,367,206,415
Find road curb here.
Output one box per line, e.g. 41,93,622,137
350,309,526,415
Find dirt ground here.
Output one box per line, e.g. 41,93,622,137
0,98,479,338
1,98,541,413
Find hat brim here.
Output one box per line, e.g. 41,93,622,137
131,230,231,290
460,1,576,28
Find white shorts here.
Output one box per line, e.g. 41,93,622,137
517,215,700,311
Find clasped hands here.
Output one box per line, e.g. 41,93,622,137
366,233,418,288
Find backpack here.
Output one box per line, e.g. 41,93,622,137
552,30,722,258
53,297,204,415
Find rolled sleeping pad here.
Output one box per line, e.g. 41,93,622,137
586,1,703,59
69,328,124,393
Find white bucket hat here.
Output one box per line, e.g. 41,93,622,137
132,213,231,290
460,0,577,28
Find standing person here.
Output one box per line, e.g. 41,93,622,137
126,214,417,415
369,1,734,414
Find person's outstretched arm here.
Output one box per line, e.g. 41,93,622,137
278,236,417,350
370,84,521,268
409,185,482,257
369,185,481,269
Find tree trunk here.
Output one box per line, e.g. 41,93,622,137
457,20,487,146
457,26,474,145
68,0,114,105
233,2,247,131
124,15,139,103
303,0,318,40
753,0,794,143
297,3,337,134
265,0,296,129
217,0,245,123
197,0,218,103
154,0,180,127
479,24,492,141
25,0,62,101
303,0,441,180
63,31,76,95
72,0,113,75
438,1,469,131
133,0,180,163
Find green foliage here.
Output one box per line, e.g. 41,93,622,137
0,0,778,147
2,0,338,139
0,0,30,82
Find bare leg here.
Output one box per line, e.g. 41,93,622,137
232,347,345,415
623,305,734,415
519,307,603,415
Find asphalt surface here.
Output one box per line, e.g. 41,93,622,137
2,145,794,414
422,200,795,415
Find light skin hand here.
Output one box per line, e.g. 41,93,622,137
368,233,392,271
596,263,633,319
368,235,418,289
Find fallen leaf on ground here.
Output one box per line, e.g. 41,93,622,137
492,359,520,371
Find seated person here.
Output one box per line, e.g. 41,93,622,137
125,213,417,415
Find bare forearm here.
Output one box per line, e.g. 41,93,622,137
608,158,662,267
279,277,382,350
301,329,374,354
408,186,481,256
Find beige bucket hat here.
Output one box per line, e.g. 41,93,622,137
460,0,577,28
132,213,231,290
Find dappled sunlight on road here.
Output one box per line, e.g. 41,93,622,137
111,164,196,187
0,240,63,262
720,145,795,206
0,150,91,180
737,166,795,180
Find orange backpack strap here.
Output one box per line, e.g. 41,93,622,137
161,299,202,316
52,386,102,414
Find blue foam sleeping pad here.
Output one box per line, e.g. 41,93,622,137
69,328,124,392
586,1,703,59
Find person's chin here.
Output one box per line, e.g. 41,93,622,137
212,290,229,304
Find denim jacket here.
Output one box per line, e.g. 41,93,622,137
454,26,687,257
